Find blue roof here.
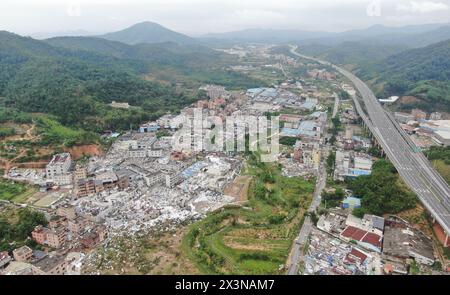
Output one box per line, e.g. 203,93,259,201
343,197,361,206
352,136,370,142
281,128,301,137
247,88,264,94
301,101,316,110
260,88,278,97
181,161,208,179
348,168,372,176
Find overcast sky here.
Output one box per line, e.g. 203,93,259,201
1,0,450,36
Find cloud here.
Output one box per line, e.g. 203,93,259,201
66,1,82,17
397,1,449,13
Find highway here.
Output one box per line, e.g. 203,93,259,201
290,45,450,235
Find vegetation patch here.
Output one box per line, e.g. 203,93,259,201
182,152,314,274
0,178,30,202
347,160,417,217
0,205,47,252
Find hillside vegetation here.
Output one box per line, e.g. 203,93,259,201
182,153,314,274
0,31,263,134
357,39,450,111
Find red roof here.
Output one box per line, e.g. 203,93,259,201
341,226,382,249
341,226,366,241
348,248,367,264
362,232,382,248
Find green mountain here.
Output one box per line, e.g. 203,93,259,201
98,21,197,45
0,31,264,133
45,36,264,89
297,41,409,66
356,39,450,111
0,31,199,131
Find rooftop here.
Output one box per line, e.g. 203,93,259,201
33,255,66,272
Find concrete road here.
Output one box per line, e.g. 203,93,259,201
287,160,328,275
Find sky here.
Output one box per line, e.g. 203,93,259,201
0,0,449,37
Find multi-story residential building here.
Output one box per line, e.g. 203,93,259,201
32,254,68,275
31,225,47,245
13,246,33,262
57,204,76,220
68,217,88,236
144,172,164,187
148,148,163,158
164,173,183,188
430,112,442,120
115,168,134,190
32,225,67,248
77,178,97,197
46,153,72,179
45,227,67,248
46,153,72,185
74,165,87,182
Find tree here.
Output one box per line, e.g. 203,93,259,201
347,160,417,216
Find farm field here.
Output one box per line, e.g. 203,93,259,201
181,153,315,274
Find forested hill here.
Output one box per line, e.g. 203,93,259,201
356,39,450,111
45,37,233,71
0,31,264,132
0,31,198,130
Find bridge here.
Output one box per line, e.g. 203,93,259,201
290,46,450,246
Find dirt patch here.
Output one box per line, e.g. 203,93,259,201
400,96,420,104
13,162,48,169
223,237,274,251
64,144,104,160
396,205,432,236
224,176,252,203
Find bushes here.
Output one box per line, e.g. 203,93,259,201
347,160,417,216
0,207,47,252
238,253,270,262
279,137,297,146
0,127,16,138
268,214,286,224
322,187,345,208
425,146,450,165
0,179,27,201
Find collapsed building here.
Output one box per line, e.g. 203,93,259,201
383,216,435,266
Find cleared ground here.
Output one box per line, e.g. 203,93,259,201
181,154,315,274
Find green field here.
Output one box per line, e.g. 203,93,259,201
182,153,315,274
36,116,98,147
0,178,31,202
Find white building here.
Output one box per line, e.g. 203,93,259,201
148,149,163,158
165,173,183,188
128,148,147,158
46,153,72,179
144,172,164,187
46,153,72,185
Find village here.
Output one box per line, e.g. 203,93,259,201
0,45,448,275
